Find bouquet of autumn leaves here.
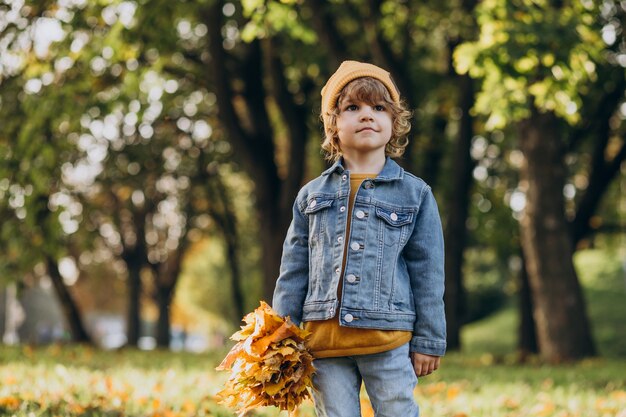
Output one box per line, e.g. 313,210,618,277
216,301,315,416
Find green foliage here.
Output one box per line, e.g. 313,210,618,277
0,72,85,277
241,0,317,44
575,248,625,290
454,0,605,129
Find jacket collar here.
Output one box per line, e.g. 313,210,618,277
322,156,404,181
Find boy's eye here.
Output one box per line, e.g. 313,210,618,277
345,104,358,111
374,104,386,111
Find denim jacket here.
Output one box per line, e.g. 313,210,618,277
272,157,446,356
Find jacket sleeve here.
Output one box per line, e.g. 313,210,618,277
403,185,447,356
271,194,310,326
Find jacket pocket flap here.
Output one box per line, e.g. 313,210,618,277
375,206,413,227
304,198,333,214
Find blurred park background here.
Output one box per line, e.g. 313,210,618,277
1,0,626,416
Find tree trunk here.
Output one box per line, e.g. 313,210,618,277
443,73,475,350
259,197,289,302
519,66,626,359
205,3,307,302
45,256,92,344
211,173,246,320
518,111,595,362
124,208,149,347
124,251,142,347
154,245,185,348
155,283,173,348
307,0,350,69
225,235,245,320
518,248,538,360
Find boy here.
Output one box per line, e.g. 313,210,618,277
273,61,446,417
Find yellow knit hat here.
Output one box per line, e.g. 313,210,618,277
320,60,400,131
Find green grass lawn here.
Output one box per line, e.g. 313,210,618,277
0,248,625,417
1,344,624,417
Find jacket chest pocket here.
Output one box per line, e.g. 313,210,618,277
304,197,334,241
375,206,413,247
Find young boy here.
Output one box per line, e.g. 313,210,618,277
273,61,446,417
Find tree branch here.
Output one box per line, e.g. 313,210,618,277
570,67,626,244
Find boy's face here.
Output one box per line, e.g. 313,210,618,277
336,96,393,160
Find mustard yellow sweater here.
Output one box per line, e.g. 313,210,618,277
304,174,411,358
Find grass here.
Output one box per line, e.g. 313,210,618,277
0,248,624,417
1,344,625,417
462,248,626,358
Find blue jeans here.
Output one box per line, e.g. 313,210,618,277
311,343,419,417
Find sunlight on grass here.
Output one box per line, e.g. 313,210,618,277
0,249,625,416
0,344,624,417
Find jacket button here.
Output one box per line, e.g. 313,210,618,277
340,206,346,212
337,236,343,243
344,314,354,322
355,210,365,219
309,200,317,208
346,274,356,283
335,267,340,274
350,242,360,251
363,181,374,189
342,174,347,181
390,212,398,221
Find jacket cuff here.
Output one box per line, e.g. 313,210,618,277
410,336,446,356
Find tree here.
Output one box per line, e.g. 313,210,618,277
0,0,238,346
517,6,626,357
205,3,312,301
454,0,622,361
0,48,92,343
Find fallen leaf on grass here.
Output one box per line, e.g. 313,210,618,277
424,381,447,395
611,390,626,401
447,385,461,400
2,376,17,385
531,401,555,417
0,396,20,409
503,397,520,409
181,400,196,413
216,301,315,416
68,403,86,414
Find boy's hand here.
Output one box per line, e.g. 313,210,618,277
410,352,441,377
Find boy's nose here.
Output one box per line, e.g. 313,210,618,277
360,108,374,121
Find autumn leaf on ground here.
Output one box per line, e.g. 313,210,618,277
215,301,315,417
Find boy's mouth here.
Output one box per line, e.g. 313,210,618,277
357,127,376,132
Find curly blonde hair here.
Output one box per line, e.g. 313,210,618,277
321,77,411,162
